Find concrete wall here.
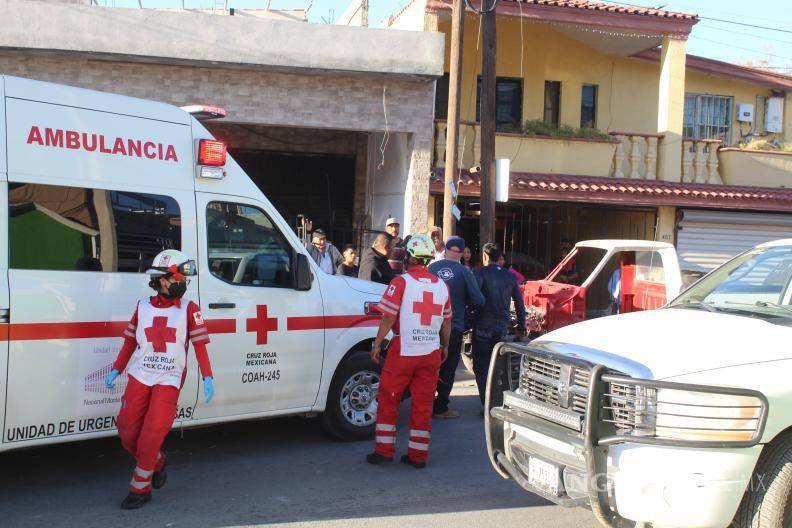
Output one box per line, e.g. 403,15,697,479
0,0,443,78
368,132,415,233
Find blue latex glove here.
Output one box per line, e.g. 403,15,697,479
104,369,120,389
203,376,215,404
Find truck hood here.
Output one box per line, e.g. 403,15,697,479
342,276,386,296
533,308,792,380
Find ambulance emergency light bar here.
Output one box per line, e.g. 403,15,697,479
181,105,227,121
197,139,227,180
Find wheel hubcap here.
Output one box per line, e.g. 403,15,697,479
340,370,379,427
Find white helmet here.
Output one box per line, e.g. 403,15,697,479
147,249,197,278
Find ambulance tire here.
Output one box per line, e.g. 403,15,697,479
321,349,381,441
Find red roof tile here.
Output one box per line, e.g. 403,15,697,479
501,0,696,20
634,49,792,91
430,172,792,212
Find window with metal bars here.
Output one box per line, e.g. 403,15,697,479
683,94,734,143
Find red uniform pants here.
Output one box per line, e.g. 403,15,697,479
117,375,179,494
374,339,441,463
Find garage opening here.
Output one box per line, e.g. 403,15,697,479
208,123,368,250
435,197,657,279
231,150,355,246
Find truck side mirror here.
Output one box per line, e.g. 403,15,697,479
295,253,313,291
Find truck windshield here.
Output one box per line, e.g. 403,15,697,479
669,245,792,320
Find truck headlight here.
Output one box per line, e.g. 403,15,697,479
604,376,767,447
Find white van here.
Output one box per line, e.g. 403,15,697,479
0,75,386,453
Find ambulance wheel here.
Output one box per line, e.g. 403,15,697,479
321,350,381,441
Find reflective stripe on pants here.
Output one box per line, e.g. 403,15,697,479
373,338,441,463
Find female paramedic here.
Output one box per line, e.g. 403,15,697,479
103,249,215,509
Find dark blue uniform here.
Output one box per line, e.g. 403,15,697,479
472,264,527,404
428,259,484,414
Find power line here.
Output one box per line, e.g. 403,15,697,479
605,1,792,35
698,23,792,47
656,0,792,27
692,36,792,62
698,16,792,36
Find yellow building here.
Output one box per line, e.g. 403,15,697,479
387,0,792,277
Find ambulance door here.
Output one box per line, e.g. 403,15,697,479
195,194,324,418
3,93,197,446
0,77,9,438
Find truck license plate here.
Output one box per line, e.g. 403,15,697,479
528,457,560,496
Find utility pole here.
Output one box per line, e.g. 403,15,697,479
442,0,465,238
479,1,497,245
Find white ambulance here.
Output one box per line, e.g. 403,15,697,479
0,75,387,452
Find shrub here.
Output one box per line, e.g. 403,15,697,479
740,138,792,152
522,119,611,140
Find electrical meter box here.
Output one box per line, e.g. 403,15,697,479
736,103,754,123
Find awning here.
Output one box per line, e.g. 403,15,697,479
429,171,792,212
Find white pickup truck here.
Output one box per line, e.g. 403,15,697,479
485,239,792,528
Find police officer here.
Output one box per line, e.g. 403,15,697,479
367,234,452,468
428,236,484,419
472,243,526,407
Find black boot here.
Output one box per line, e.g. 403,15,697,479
152,458,168,490
401,454,426,469
120,491,151,510
366,452,392,465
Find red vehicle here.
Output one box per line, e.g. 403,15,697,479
522,240,683,336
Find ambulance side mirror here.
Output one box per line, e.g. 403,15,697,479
295,253,313,291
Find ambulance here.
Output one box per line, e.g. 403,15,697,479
0,75,387,453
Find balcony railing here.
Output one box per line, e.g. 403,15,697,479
432,120,779,187
434,119,617,177
609,132,663,179
682,138,722,184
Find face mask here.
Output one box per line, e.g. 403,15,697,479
165,280,187,298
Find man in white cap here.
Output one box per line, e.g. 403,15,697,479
385,217,405,274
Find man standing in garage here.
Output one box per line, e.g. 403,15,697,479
367,234,451,468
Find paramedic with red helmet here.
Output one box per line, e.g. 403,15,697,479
104,249,215,509
367,233,451,468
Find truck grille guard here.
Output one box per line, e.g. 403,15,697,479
484,342,769,528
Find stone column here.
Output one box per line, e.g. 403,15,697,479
656,37,687,182
403,133,433,235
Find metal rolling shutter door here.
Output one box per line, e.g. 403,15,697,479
677,210,792,272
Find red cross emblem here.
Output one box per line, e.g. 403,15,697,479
246,305,278,345
144,316,177,353
413,291,443,326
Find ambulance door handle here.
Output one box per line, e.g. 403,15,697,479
208,303,235,309
0,309,7,323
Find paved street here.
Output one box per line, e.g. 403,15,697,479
0,371,598,528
